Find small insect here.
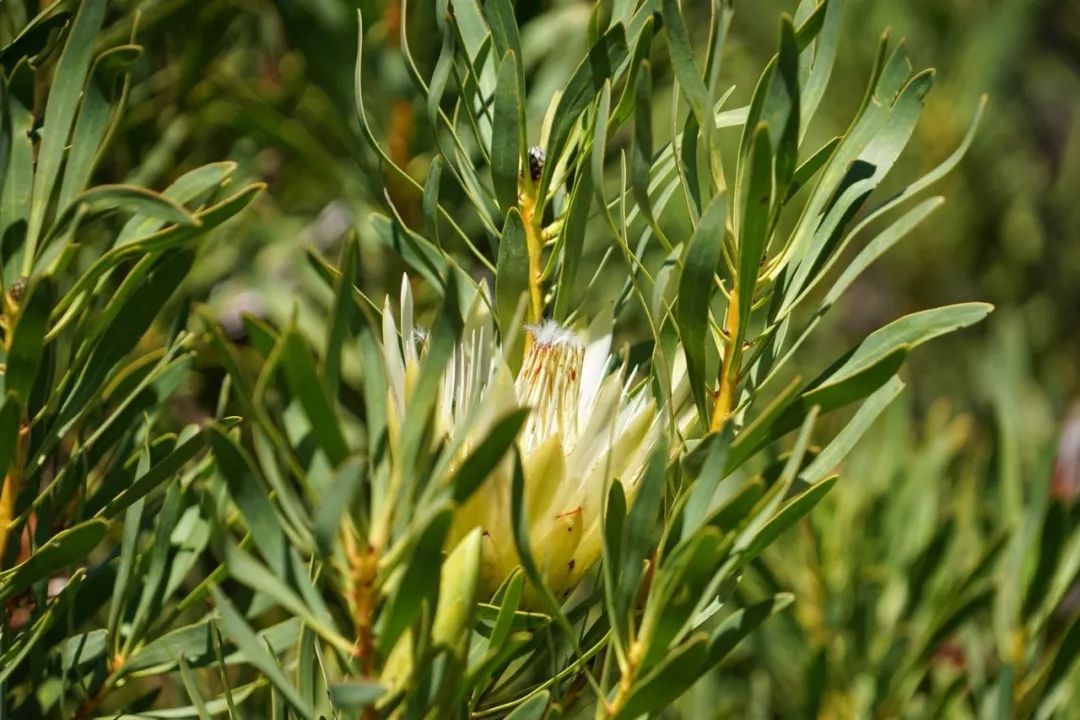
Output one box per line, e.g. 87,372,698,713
527,145,545,182
8,276,27,304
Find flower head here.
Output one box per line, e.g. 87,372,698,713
382,278,659,598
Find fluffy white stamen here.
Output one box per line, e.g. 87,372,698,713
513,321,585,451
525,320,583,349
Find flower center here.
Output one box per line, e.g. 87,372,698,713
515,321,584,451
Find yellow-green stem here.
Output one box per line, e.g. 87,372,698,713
0,292,28,568
710,294,740,432
520,189,544,326
344,528,379,679
0,469,19,567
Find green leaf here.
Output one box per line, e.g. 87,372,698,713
5,276,53,403
617,440,668,624
24,0,108,266
98,426,209,518
370,213,449,296
611,15,655,132
761,16,800,191
821,196,944,309
705,593,794,665
813,303,993,387
552,150,593,321
614,634,709,719
0,519,106,603
505,690,551,720
484,0,523,68
799,0,843,137
123,618,302,676
1031,612,1080,716
208,426,288,577
211,587,315,718
679,428,733,540
50,183,263,336
59,628,108,670
107,486,145,650
661,0,709,125
0,570,87,685
786,136,840,200
638,528,725,671
329,681,386,711
542,24,628,200
325,233,359,392
0,393,21,479
314,456,365,555
133,683,261,718
49,184,199,249
784,66,933,305
57,44,141,215
631,59,656,229
177,653,213,720
677,192,727,423
221,540,352,655
1,76,34,285
279,327,349,466
603,480,627,644
798,375,905,486
115,161,238,247
54,250,195,435
706,479,764,534
734,407,818,558
125,485,186,655
495,209,529,342
730,351,907,470
377,506,453,657
737,475,837,566
0,3,74,68
734,124,773,339
491,51,523,213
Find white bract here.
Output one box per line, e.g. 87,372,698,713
381,279,659,598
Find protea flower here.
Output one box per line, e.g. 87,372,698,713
381,278,660,598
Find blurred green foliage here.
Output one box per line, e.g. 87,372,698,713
1,0,1078,716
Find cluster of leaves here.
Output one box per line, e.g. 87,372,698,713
183,0,994,716
0,0,1031,718
684,318,1080,719
0,1,260,715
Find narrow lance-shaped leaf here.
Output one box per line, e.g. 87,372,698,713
279,327,349,467
491,51,523,213
734,125,773,345
211,587,316,718
677,192,727,424
57,44,143,213
495,209,529,344
5,276,54,404
0,519,107,603
24,0,107,266
540,24,628,204
376,506,453,657
661,0,709,126
811,303,993,388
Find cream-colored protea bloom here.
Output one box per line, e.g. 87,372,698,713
382,279,659,598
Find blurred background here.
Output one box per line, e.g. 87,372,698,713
2,0,1077,715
